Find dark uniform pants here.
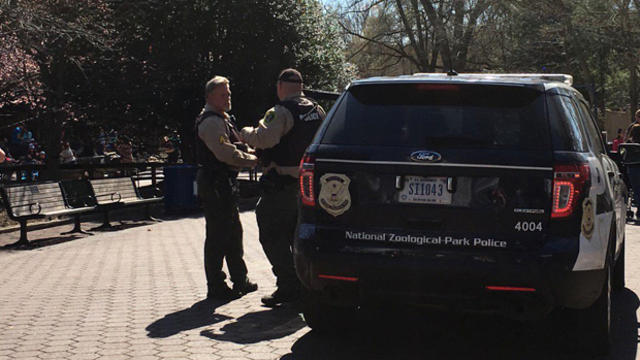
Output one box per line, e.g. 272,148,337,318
628,165,640,207
197,169,248,292
256,182,299,292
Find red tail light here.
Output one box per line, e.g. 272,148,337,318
299,155,315,206
551,163,590,219
318,274,359,282
486,286,536,292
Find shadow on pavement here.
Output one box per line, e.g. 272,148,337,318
146,299,232,338
609,288,640,360
0,234,84,250
201,306,305,344
0,218,159,250
160,196,257,218
88,220,156,232
282,289,639,360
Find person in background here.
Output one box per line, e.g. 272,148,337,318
107,129,118,151
160,136,179,163
96,127,107,155
116,137,134,163
612,128,624,152
0,146,5,163
60,142,77,163
10,124,23,146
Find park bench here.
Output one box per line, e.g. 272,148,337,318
89,177,163,230
0,182,96,245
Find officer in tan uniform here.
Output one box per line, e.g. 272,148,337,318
241,69,325,306
196,76,259,300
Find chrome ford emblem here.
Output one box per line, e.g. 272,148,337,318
410,150,442,163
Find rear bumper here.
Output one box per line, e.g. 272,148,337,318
294,232,605,319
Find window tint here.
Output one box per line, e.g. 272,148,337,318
321,84,550,150
574,99,605,154
547,94,587,152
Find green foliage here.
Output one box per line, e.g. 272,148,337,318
1,0,354,160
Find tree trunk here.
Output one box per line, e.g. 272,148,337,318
630,62,638,123
40,111,62,181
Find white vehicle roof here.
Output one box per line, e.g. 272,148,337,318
349,73,574,91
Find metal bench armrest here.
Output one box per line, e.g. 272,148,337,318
95,192,122,203
10,202,42,216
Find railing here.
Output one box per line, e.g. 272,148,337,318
0,162,167,186
0,161,259,186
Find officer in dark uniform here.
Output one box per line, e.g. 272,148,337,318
241,69,325,306
196,76,259,300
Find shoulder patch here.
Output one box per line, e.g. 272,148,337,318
264,109,276,124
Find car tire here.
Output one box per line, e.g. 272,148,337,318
576,232,613,356
613,236,625,291
301,289,355,334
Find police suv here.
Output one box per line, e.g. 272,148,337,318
295,73,626,353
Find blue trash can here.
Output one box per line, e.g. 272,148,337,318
163,164,199,212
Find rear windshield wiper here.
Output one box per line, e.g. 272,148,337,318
424,136,491,147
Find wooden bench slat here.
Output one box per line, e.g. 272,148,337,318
5,186,61,195
6,187,63,197
12,205,68,217
9,201,67,209
91,185,136,192
92,191,135,196
93,186,133,190
5,182,60,189
9,199,66,206
92,181,134,185
7,194,66,201
7,195,66,203
6,191,65,200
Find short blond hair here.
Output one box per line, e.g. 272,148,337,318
205,76,229,96
636,109,640,118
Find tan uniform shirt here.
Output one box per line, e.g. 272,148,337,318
241,92,325,178
197,105,257,169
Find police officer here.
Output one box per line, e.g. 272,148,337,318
196,76,259,300
241,69,325,307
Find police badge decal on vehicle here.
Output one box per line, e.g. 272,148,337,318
319,173,351,217
581,198,595,240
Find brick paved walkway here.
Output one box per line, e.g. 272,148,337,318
1,211,640,359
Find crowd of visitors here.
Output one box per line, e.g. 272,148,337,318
0,123,182,166
0,124,47,165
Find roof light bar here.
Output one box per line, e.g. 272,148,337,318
411,73,573,86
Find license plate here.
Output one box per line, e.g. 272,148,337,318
398,176,452,204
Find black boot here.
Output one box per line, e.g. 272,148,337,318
261,287,300,307
233,279,258,296
207,283,238,301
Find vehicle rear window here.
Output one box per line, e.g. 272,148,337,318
547,94,587,152
320,84,550,150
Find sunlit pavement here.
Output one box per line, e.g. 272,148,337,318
0,210,639,360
